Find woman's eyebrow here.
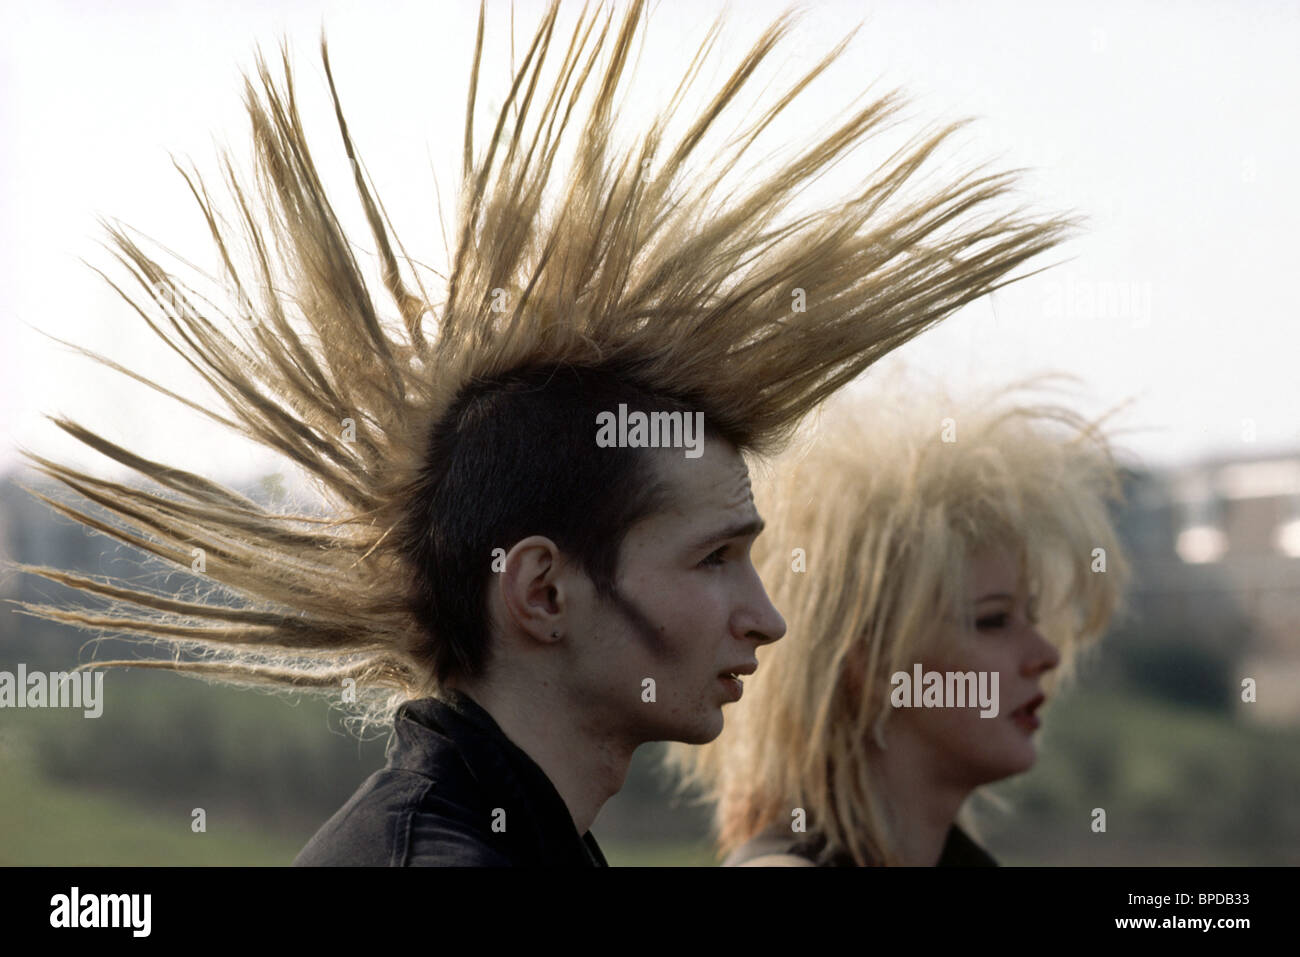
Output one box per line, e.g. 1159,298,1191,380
974,592,1015,603
689,517,765,552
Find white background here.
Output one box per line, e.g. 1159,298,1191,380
2,0,1297,485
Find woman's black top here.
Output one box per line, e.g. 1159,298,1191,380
724,821,997,866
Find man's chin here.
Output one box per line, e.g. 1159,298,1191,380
653,714,724,746
681,714,725,746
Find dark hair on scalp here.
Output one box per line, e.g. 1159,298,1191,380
395,360,739,683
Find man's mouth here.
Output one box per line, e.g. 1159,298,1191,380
718,663,757,700
718,662,757,680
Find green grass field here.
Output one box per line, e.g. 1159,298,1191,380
2,686,1296,865
0,759,716,865
0,759,305,865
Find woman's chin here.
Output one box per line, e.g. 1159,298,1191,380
1002,745,1039,778
971,746,1039,785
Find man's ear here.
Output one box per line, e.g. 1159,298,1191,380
496,536,568,646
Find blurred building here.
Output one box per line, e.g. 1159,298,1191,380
1121,451,1300,725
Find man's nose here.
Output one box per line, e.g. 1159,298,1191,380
742,572,787,645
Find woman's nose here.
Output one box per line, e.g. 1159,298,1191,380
1023,627,1060,676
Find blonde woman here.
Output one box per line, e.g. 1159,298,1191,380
668,377,1130,866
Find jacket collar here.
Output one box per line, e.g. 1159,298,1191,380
390,690,607,866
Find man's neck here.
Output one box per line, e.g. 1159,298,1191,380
444,675,636,836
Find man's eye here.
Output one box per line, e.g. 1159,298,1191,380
700,546,728,567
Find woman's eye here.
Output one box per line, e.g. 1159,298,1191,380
976,613,1009,631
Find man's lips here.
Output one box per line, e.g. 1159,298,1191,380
718,662,757,701
718,662,758,680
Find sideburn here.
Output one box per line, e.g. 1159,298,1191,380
602,585,668,659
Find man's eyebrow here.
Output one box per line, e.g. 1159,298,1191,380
689,517,765,552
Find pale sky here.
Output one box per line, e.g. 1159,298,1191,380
2,0,1297,488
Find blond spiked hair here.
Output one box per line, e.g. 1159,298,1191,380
665,374,1132,865
8,1,1074,732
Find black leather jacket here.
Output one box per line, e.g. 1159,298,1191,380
293,690,608,866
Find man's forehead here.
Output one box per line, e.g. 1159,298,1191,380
652,439,758,524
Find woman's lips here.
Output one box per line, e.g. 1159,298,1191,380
1011,694,1044,731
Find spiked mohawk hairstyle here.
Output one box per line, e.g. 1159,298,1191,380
7,0,1075,730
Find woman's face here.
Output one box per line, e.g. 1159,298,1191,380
887,543,1061,789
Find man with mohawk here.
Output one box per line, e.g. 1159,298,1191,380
9,0,1072,866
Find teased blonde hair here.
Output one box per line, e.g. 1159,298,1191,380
7,1,1073,732
667,373,1131,865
